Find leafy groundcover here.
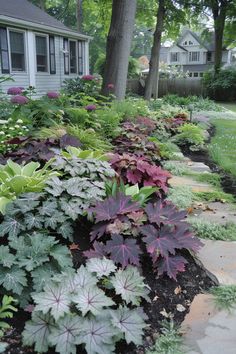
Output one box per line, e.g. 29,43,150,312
0,88,214,354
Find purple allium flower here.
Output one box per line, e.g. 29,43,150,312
107,83,114,89
47,91,60,99
7,87,23,95
10,95,29,105
82,74,95,81
85,104,97,112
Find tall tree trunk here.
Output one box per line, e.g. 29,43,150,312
77,0,83,32
144,0,165,100
212,1,227,74
39,0,45,10
101,0,137,100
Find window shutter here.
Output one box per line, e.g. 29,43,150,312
49,36,56,74
0,27,10,74
63,38,69,75
78,40,85,75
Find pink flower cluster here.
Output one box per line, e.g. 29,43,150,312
82,75,95,81
7,87,24,95
10,95,29,105
85,104,97,112
47,91,60,99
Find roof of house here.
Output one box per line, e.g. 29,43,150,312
0,0,90,39
177,29,227,52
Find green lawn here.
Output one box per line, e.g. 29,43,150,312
216,102,236,113
209,119,236,177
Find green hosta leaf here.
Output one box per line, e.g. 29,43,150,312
22,311,54,353
5,175,29,194
73,287,115,316
39,200,58,216
86,258,116,278
0,342,8,353
33,284,71,320
111,267,150,306
60,198,83,220
50,245,73,268
58,222,74,240
0,266,27,295
22,162,40,176
110,306,147,345
0,197,11,214
45,177,64,196
48,314,82,354
24,213,44,230
0,217,24,238
76,316,117,354
32,264,59,292
0,246,15,268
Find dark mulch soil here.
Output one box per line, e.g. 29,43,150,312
2,251,216,354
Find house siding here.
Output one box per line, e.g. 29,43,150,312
0,24,89,95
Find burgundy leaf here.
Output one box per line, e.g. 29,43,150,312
60,134,82,148
126,169,142,184
83,241,107,259
105,234,141,267
174,224,203,251
6,136,29,145
140,224,177,260
90,222,108,241
145,201,187,226
89,193,140,223
158,255,188,280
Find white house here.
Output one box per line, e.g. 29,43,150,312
164,30,235,78
0,0,91,94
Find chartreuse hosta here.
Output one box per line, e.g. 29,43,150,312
0,160,57,214
61,146,109,161
23,257,150,354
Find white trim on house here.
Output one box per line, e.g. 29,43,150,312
7,27,27,74
27,30,36,87
34,32,50,74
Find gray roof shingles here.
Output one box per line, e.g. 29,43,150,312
0,0,83,36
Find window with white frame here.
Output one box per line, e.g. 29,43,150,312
189,51,200,62
189,40,193,45
36,35,48,72
9,30,25,72
170,52,179,62
69,40,77,74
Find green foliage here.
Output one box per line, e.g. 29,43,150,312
147,320,184,354
0,160,57,214
194,190,235,203
0,117,30,154
172,123,205,151
150,103,188,120
22,259,149,354
61,146,108,161
0,295,17,337
189,220,236,242
63,76,101,98
190,172,221,188
94,54,140,78
162,161,191,176
162,94,223,112
167,186,195,209
110,98,149,119
209,119,236,177
211,285,236,312
203,68,236,101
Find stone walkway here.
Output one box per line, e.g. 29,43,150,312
167,154,236,353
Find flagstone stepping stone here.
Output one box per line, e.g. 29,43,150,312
190,202,236,225
182,294,236,354
169,176,214,193
197,239,236,285
186,161,211,174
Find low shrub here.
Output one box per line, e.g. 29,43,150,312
167,186,195,209
162,94,223,111
189,219,236,241
203,68,236,101
172,123,205,151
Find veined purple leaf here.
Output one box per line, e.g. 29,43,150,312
110,306,147,345
158,255,188,280
83,241,107,259
32,284,71,321
145,201,187,226
75,316,117,354
90,222,108,241
86,257,117,278
105,234,141,267
140,224,177,260
174,224,203,251
22,311,54,353
89,193,140,222
111,267,150,305
73,286,115,316
48,314,82,354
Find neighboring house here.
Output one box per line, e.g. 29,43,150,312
0,0,90,94
165,29,235,78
